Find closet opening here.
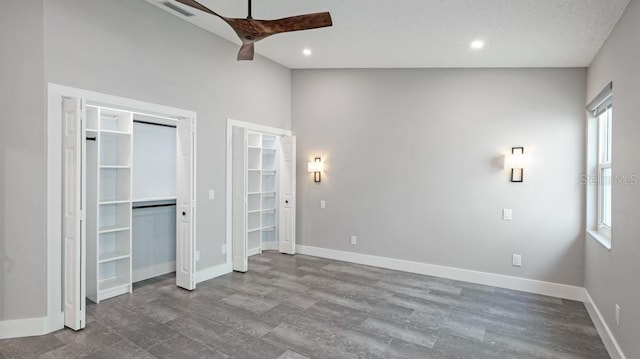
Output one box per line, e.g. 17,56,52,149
227,120,296,273
48,85,197,332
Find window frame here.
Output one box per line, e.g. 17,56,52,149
596,101,612,236
586,82,613,249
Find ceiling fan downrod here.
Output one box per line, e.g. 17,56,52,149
247,0,252,19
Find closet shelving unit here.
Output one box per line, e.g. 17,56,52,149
86,105,133,303
246,131,278,256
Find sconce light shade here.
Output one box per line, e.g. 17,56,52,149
504,147,527,182
307,157,323,182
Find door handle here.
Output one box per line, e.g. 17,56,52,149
182,211,186,216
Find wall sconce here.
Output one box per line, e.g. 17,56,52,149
504,147,527,182
307,157,323,183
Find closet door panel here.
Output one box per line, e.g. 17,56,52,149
176,118,196,290
232,126,248,272
62,97,86,330
278,136,296,254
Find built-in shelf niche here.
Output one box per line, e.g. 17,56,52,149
245,131,280,255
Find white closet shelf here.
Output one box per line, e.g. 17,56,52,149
248,191,261,195
261,208,276,213
262,170,276,175
248,145,261,149
86,128,99,133
262,191,276,196
248,168,261,172
99,277,130,292
100,129,131,135
98,225,130,234
100,165,131,169
132,197,177,203
248,227,261,233
262,148,276,153
248,209,261,214
99,200,131,205
99,251,130,263
261,225,275,231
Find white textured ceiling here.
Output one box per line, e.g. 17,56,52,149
146,0,629,69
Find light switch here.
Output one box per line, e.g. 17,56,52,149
320,200,326,209
512,254,522,267
209,189,215,200
503,208,513,221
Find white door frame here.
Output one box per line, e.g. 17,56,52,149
225,119,292,269
47,84,197,330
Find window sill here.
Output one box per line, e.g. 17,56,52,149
587,229,611,251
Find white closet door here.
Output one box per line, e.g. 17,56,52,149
232,126,248,272
278,136,296,254
62,98,86,330
176,117,196,290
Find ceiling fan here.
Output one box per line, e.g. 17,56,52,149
175,0,333,61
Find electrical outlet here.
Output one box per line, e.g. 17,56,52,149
503,208,513,221
350,235,357,245
512,254,522,267
320,200,326,209
196,250,201,262
616,304,620,326
221,244,227,255
209,189,215,200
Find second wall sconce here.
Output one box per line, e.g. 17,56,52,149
504,147,527,182
308,157,323,182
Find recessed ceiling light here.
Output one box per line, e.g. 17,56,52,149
470,40,485,50
302,48,312,56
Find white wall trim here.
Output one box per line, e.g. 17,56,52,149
132,262,176,283
248,247,261,257
262,242,279,251
0,313,63,340
296,245,585,301
583,290,627,359
195,263,231,283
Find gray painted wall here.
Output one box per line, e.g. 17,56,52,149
1,0,290,323
586,0,640,357
0,0,47,320
292,68,587,286
43,0,291,273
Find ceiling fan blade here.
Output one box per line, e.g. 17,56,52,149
225,12,332,43
237,43,255,61
257,12,332,35
174,0,223,19
173,1,332,61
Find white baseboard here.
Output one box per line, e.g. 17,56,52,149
133,261,176,283
583,290,627,359
0,312,63,339
248,247,261,257
262,241,278,251
296,245,585,301
195,263,231,283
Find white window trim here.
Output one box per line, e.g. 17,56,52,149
586,82,613,250
596,106,612,234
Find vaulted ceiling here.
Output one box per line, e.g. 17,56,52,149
146,0,630,69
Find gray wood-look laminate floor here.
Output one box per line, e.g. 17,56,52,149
0,252,609,359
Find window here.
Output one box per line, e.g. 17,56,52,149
587,82,613,244
596,101,612,231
